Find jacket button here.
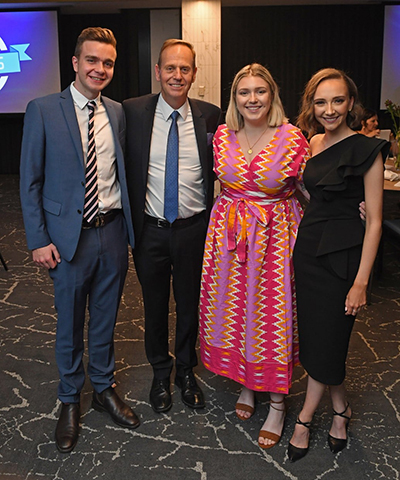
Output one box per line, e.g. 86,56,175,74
77,209,82,214
81,181,85,187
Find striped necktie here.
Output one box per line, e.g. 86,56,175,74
83,100,99,223
164,110,179,223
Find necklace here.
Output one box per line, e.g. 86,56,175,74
244,126,269,155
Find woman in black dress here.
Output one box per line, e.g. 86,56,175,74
287,68,389,462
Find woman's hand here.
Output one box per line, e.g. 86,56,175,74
345,282,367,316
366,128,380,138
296,181,310,201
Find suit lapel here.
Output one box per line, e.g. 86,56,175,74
142,95,158,187
103,97,118,132
103,97,123,157
190,98,208,177
59,87,84,166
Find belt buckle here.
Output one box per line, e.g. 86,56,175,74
94,215,105,228
157,218,169,228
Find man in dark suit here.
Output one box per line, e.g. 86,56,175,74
123,39,221,413
20,27,139,453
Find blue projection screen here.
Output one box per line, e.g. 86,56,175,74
0,11,61,113
380,5,400,109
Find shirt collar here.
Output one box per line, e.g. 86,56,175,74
70,82,101,110
157,93,190,121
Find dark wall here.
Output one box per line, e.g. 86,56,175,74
0,115,24,174
58,10,151,101
221,5,385,124
0,9,150,174
0,4,390,174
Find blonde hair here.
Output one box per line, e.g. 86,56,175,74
297,68,363,138
226,63,287,131
157,39,196,69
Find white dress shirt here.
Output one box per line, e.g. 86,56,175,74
145,94,205,220
70,83,122,213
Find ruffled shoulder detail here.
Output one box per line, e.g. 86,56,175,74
316,134,390,193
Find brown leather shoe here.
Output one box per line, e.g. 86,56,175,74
92,387,140,429
55,402,80,453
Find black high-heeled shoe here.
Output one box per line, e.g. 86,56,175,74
288,416,311,462
328,402,351,454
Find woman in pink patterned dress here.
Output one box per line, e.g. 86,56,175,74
199,64,310,449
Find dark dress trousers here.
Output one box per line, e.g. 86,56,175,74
123,93,222,378
20,87,134,403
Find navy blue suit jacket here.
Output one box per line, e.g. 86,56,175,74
20,87,134,262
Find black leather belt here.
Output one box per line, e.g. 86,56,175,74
144,211,204,229
82,209,121,229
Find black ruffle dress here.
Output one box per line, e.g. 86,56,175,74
294,134,389,385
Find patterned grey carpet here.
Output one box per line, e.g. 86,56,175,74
1,174,399,480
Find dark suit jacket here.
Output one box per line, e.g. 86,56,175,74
20,87,134,261
122,93,222,244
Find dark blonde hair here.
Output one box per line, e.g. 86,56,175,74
297,68,363,138
157,39,196,69
74,27,116,58
226,63,287,131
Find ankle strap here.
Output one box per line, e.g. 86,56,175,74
296,416,311,428
333,402,350,420
269,398,285,412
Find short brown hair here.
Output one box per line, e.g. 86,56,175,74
74,27,117,58
297,68,363,138
225,63,287,131
157,39,196,69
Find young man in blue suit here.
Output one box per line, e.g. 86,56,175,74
20,27,139,453
123,40,222,413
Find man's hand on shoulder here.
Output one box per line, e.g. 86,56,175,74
32,244,61,269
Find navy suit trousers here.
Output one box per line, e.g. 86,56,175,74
49,212,128,403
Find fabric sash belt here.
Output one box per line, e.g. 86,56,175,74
221,190,292,263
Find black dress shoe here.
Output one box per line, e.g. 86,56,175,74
175,371,205,409
150,377,172,413
92,387,140,429
55,402,80,453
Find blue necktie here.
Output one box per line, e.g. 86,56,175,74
164,111,179,223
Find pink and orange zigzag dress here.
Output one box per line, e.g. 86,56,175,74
199,123,310,394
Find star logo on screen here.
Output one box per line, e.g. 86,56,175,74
0,36,31,91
